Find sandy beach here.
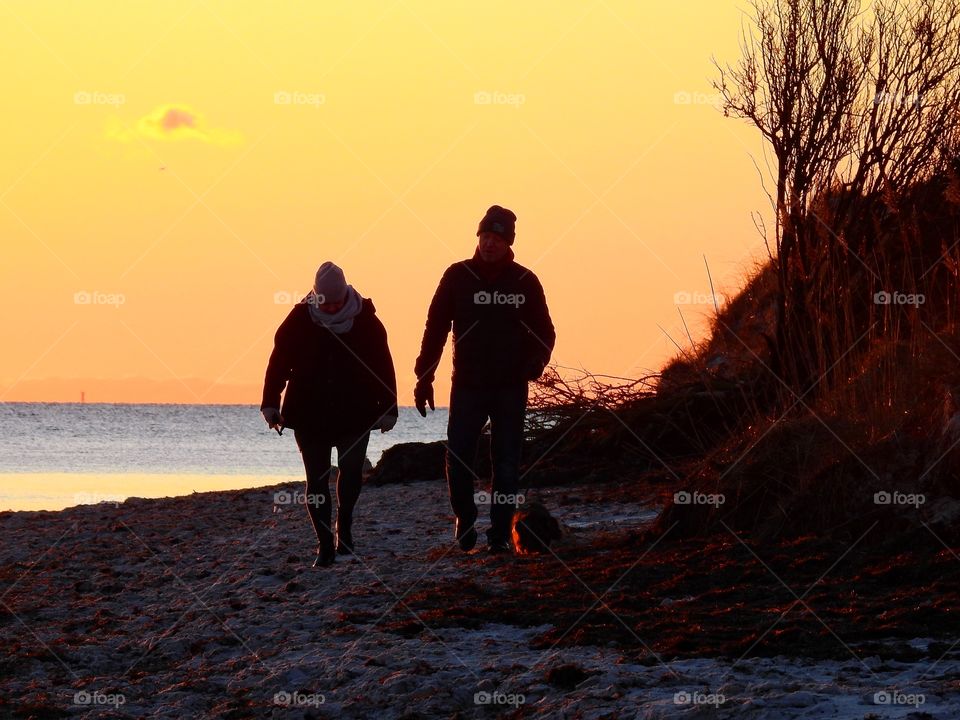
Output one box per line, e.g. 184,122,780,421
2,479,959,718
8,0,960,716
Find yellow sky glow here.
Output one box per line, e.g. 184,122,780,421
0,0,770,405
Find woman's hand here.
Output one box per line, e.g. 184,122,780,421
377,411,398,433
261,408,284,430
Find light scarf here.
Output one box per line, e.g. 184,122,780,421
305,285,364,334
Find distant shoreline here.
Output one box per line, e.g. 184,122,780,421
0,473,305,514
4,401,433,408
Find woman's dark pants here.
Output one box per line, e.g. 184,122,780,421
294,427,371,546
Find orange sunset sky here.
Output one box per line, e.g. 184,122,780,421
1,1,768,406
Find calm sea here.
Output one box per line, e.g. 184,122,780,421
0,403,448,512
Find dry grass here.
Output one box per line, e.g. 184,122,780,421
528,165,960,545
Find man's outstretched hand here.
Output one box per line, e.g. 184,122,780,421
414,381,435,417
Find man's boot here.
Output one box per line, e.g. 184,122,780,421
455,516,478,552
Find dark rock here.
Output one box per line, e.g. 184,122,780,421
367,441,444,485
368,436,494,485
546,663,593,690
392,620,427,638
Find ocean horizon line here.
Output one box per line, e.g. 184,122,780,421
3,401,432,409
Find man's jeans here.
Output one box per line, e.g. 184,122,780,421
445,381,527,544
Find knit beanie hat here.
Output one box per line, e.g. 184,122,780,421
476,205,517,245
313,261,348,304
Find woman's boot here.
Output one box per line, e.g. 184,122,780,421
313,531,336,568
335,517,354,556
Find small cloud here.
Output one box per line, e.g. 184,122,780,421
159,106,196,131
108,104,241,145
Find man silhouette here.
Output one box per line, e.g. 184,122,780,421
414,205,555,554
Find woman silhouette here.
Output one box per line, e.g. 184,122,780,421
261,262,398,567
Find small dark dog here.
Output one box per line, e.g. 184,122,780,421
512,501,563,555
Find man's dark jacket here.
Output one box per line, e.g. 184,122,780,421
415,253,556,387
261,298,397,436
